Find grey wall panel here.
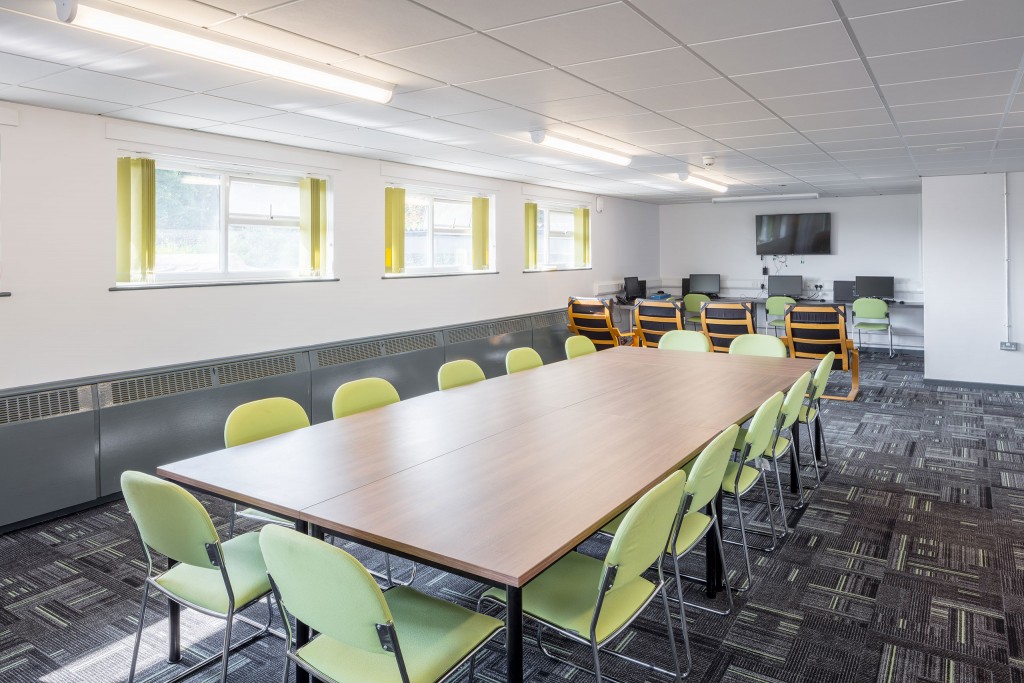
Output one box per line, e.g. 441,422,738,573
532,311,573,364
0,387,97,527
98,356,310,496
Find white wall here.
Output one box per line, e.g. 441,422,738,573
658,194,924,347
0,103,659,390
922,173,1024,386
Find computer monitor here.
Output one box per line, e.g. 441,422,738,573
680,278,690,296
833,280,855,303
855,276,894,299
689,273,720,295
624,276,642,299
767,275,802,298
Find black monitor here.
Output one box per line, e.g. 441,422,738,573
689,273,720,295
833,280,855,303
767,275,802,298
624,276,642,299
856,276,894,299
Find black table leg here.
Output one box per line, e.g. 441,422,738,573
167,558,180,663
814,419,825,462
506,585,523,683
293,521,311,683
790,425,801,492
705,494,724,597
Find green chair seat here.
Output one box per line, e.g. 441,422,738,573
672,512,713,556
482,551,656,643
853,322,890,331
295,586,502,683
798,405,818,423
721,462,761,496
438,359,486,391
733,429,792,460
685,314,701,325
767,318,786,327
155,531,270,615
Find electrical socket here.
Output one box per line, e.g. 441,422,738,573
760,283,766,290
762,266,769,275
1000,341,1019,351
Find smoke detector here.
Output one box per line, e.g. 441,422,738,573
701,155,716,168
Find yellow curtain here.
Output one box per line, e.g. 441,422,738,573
300,177,328,276
524,202,538,270
384,186,405,274
116,156,156,283
574,207,590,268
471,196,489,270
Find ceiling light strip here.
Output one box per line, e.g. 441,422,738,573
678,172,727,193
530,130,631,167
711,193,819,204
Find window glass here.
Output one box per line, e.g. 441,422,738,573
154,169,220,274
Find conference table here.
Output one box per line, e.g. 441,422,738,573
158,345,815,682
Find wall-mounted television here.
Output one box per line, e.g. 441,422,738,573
755,213,832,255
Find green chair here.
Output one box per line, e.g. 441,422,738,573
480,471,688,682
506,347,543,374
722,391,785,591
658,329,710,352
565,334,597,359
332,377,400,419
437,359,486,391
332,377,415,587
122,471,273,683
797,351,836,488
852,297,894,357
682,293,710,330
224,397,310,537
260,525,504,683
728,333,788,358
765,296,795,336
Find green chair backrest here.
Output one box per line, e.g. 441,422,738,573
565,335,597,359
685,424,739,511
121,471,220,569
260,525,394,655
506,347,543,374
224,397,310,448
332,377,400,419
810,351,836,401
728,333,788,358
438,359,486,391
780,371,813,430
853,297,889,320
659,329,710,352
739,392,784,462
682,293,710,314
766,296,796,316
604,470,687,591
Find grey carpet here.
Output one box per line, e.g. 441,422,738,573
2,352,1023,683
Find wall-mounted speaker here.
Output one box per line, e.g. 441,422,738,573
595,196,605,213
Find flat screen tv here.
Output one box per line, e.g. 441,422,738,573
755,213,831,255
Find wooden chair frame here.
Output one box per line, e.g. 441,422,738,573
567,297,634,349
632,299,684,348
700,302,756,353
781,304,859,401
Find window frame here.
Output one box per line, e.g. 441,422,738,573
525,200,592,273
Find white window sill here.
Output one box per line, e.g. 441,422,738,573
522,267,592,273
382,271,498,279
110,277,339,291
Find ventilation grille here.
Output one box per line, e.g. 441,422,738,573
382,333,438,356
533,311,569,329
0,387,92,425
217,355,297,385
446,324,493,345
317,342,381,368
494,317,530,336
102,368,214,406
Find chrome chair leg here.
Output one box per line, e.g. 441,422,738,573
888,325,895,358
658,583,685,681
127,583,150,683
734,491,754,591
219,611,233,683
713,521,735,612
228,505,237,539
771,463,790,532
761,470,781,544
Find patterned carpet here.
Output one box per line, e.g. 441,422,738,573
2,352,1023,683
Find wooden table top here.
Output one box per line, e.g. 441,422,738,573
159,346,815,586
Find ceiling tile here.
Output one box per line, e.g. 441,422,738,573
616,127,708,146
830,148,911,160
805,123,899,142
868,37,1024,84
300,101,424,127
628,155,686,170
486,4,674,66
881,71,1018,106
690,22,858,76
389,86,504,117
441,106,558,134
733,60,872,100
574,112,680,135
146,94,279,122
413,0,608,31
563,47,716,92
0,8,140,67
763,88,884,117
207,78,356,110
377,118,485,143
108,0,234,26
254,0,470,54
621,78,748,111
1005,112,1024,126
746,144,830,158
785,108,892,131
902,129,1000,146
0,50,68,84
850,0,1024,56
235,112,358,137
647,139,731,155
661,100,772,127
84,47,263,92
376,34,547,85
0,85,125,114
328,57,443,94
525,93,647,121
691,117,793,139
722,132,809,149
838,0,953,19
898,114,1003,135
200,0,293,13
891,96,1010,122
460,69,601,105
631,0,839,44
193,122,296,143
22,68,188,106
817,136,904,152
105,107,221,129
210,18,358,64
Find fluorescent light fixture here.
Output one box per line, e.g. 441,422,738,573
677,172,727,193
530,130,631,167
65,5,394,103
711,193,819,204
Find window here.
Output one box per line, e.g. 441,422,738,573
524,202,590,271
384,186,493,275
116,156,329,285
